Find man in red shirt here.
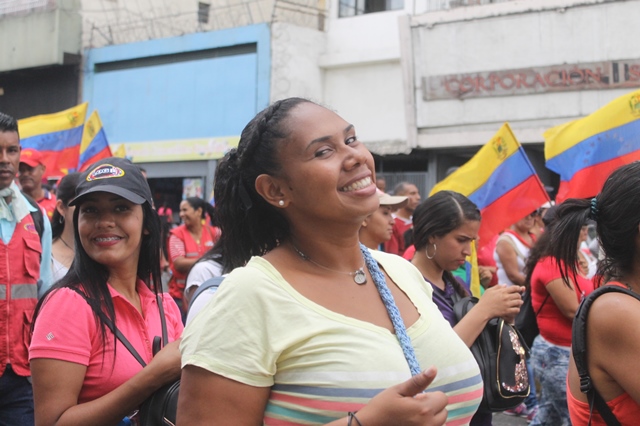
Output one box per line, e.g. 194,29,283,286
18,149,57,220
384,182,421,255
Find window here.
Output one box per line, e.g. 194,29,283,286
197,2,210,24
339,0,404,17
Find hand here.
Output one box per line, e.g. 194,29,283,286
478,266,496,288
146,339,182,388
476,284,524,323
355,367,448,426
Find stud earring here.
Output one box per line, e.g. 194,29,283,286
278,200,285,207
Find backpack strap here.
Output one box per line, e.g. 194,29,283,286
22,192,44,243
572,285,640,426
188,276,225,312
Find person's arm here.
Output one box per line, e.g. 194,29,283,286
32,340,181,426
587,293,640,404
452,284,524,347
177,365,448,426
478,265,496,289
173,257,199,274
544,278,580,320
167,234,195,274
495,239,526,286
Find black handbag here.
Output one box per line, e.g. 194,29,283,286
454,296,531,412
515,289,549,349
72,289,179,426
137,375,180,426
115,299,179,426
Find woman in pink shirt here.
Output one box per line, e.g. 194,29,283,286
29,158,183,426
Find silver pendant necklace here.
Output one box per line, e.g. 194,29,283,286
292,245,368,285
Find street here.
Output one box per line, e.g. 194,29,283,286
493,412,529,426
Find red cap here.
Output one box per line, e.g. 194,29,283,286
20,148,45,168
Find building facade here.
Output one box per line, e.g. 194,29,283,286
2,0,639,205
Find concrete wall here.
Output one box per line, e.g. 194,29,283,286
0,0,81,71
321,3,410,153
270,22,325,103
407,0,640,148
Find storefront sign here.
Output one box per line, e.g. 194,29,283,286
111,136,239,163
423,59,640,100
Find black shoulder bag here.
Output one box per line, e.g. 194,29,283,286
454,296,531,412
73,290,179,426
515,289,549,349
572,285,640,426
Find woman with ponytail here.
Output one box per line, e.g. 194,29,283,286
548,162,640,425
524,205,594,426
167,196,220,314
410,191,524,426
178,98,484,425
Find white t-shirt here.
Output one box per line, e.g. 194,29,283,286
494,232,530,286
185,275,227,325
51,256,69,283
185,259,222,296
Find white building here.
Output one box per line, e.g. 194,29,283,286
2,0,639,199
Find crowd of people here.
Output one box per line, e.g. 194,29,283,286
1,99,639,426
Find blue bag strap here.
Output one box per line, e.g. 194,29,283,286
187,276,225,312
361,245,421,376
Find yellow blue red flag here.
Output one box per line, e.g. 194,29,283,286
430,123,549,248
18,103,88,178
78,110,112,172
544,89,640,202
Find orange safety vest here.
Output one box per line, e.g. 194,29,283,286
168,224,220,300
0,213,41,377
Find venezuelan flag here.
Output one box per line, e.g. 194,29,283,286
544,89,640,202
18,103,88,178
78,110,112,172
430,123,549,249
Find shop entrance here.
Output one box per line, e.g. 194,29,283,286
148,177,185,226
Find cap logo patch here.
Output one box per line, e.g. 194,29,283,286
86,164,125,181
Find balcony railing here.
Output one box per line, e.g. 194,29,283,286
424,0,515,12
0,0,55,16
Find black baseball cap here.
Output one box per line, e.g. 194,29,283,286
70,157,152,206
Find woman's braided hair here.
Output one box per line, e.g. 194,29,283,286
214,97,311,271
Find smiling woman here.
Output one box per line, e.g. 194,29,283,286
29,157,183,426
177,98,484,426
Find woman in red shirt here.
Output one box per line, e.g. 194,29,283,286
524,205,594,426
167,197,220,313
